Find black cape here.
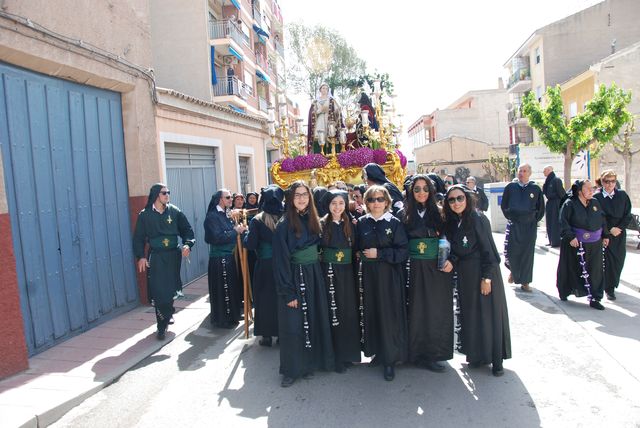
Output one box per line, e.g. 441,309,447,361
543,172,564,247
501,181,545,284
273,213,335,378
447,211,511,365
594,190,632,293
398,208,453,363
356,212,409,365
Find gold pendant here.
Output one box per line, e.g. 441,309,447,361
417,242,427,254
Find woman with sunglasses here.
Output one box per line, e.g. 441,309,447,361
398,175,452,372
319,190,361,372
356,185,409,381
243,186,284,347
593,170,632,301
273,181,335,387
557,180,609,309
204,189,247,328
442,185,511,376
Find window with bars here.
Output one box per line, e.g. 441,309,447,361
239,156,251,193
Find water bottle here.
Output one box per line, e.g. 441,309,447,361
437,237,451,270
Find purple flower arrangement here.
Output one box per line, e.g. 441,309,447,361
278,153,329,172
277,148,408,172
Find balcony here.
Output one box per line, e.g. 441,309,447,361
508,104,528,125
274,38,284,57
255,51,268,73
213,76,253,109
258,96,268,113
252,4,262,27
507,67,532,93
209,20,243,48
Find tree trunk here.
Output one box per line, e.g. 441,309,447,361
564,145,573,190
623,152,632,194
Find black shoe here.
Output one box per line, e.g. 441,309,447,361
423,361,446,373
259,336,272,347
302,372,314,380
590,300,605,310
383,365,395,381
369,356,380,367
281,376,295,388
606,292,616,301
492,363,504,377
156,326,166,340
560,295,568,301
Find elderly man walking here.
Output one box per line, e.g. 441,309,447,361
501,164,545,292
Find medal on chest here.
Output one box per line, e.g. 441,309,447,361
530,193,534,199
462,236,469,248
385,228,392,236
167,215,173,224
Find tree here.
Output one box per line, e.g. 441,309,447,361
611,116,640,196
285,22,366,106
521,84,631,187
482,152,516,182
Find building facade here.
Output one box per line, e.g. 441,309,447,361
0,0,158,379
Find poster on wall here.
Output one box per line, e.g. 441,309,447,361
518,145,588,184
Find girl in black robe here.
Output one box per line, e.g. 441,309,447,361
399,175,453,372
273,181,335,387
557,180,610,309
593,170,632,301
362,163,404,215
243,186,284,345
356,185,409,381
443,185,511,376
319,190,361,372
204,190,246,328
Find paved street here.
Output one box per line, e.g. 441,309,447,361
49,233,640,428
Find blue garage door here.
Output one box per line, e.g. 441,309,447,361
0,62,138,355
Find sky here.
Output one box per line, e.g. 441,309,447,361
277,0,603,148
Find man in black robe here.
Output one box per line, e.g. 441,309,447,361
465,176,489,212
133,183,195,340
542,166,564,247
501,164,545,292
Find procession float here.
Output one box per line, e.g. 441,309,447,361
267,79,407,189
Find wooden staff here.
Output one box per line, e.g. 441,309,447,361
232,209,255,339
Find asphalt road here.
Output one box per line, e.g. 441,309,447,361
52,238,640,428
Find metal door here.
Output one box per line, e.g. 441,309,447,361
0,62,138,355
165,143,217,284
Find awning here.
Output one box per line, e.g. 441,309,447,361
258,34,267,44
252,24,270,39
230,0,240,10
210,46,217,85
256,70,270,83
229,46,243,61
228,104,245,114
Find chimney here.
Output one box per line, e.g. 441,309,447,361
498,77,504,89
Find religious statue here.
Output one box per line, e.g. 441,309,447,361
346,92,379,149
307,83,344,154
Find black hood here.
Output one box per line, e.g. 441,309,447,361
245,192,260,209
313,186,329,217
207,190,226,214
363,163,389,185
322,190,349,215
146,183,166,210
259,186,285,215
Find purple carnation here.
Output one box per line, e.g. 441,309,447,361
373,149,388,165
396,149,408,168
338,147,374,168
280,158,295,172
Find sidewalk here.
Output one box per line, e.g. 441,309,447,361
0,277,211,428
532,227,640,293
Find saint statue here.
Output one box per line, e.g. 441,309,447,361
307,83,344,154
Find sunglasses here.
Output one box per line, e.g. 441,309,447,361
160,191,171,195
223,195,232,199
447,195,466,204
445,181,454,185
602,179,616,184
413,186,429,193
366,196,386,203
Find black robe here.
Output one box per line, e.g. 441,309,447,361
356,212,409,365
501,181,545,284
204,208,242,327
133,204,195,306
474,187,489,212
556,197,608,301
243,216,279,337
273,214,335,378
447,212,511,365
398,208,453,363
543,172,564,247
594,190,632,294
320,221,361,365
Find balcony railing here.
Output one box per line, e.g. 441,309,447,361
209,20,243,47
508,104,528,125
258,97,268,113
252,5,262,27
213,76,253,99
274,39,284,57
255,51,268,71
507,67,531,91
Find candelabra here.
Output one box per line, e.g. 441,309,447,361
267,93,306,158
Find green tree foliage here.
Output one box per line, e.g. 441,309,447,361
482,152,516,182
522,84,631,187
286,22,366,105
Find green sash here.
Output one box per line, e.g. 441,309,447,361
321,248,352,264
257,242,273,259
408,238,438,260
149,235,178,251
209,242,236,257
291,245,319,265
